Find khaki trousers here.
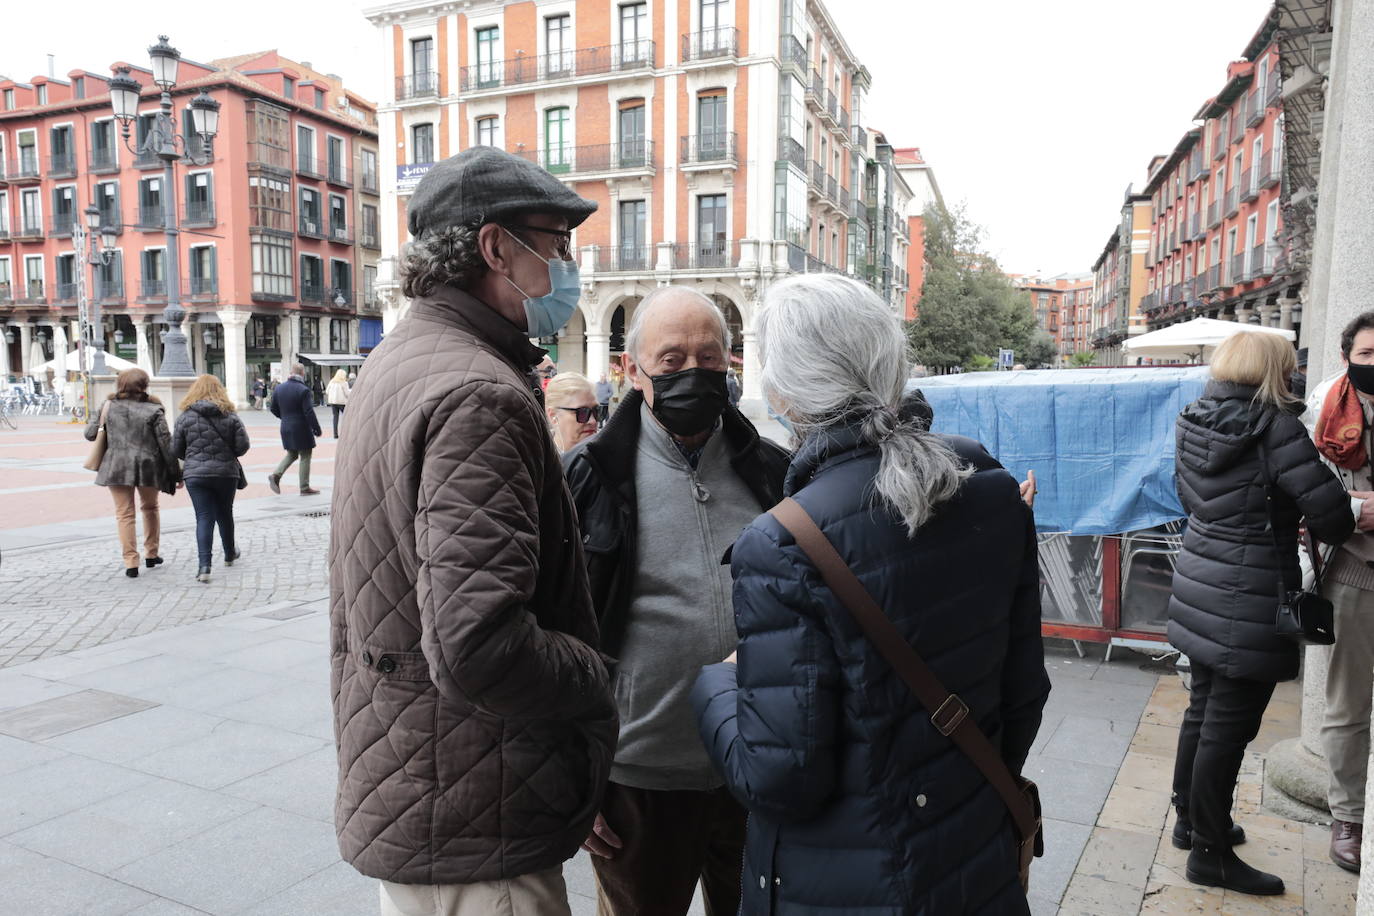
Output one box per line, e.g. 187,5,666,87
379,867,571,916
1322,578,1374,823
109,485,160,569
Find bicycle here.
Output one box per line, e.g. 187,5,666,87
0,399,15,430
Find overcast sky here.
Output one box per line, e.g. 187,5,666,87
6,0,1271,276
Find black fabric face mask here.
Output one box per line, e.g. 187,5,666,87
1348,362,1374,396
649,368,729,437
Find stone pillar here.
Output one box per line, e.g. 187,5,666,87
742,329,762,402
0,328,10,377
134,322,153,373
218,309,251,408
1258,303,1278,328
279,313,298,376
1279,297,1297,331
585,332,610,382
17,324,32,376
558,328,586,375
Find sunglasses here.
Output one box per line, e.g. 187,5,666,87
558,406,597,424
506,224,574,260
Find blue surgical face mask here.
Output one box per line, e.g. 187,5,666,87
502,229,581,339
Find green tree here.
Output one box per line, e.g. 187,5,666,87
965,354,998,372
1020,332,1058,369
908,202,1040,373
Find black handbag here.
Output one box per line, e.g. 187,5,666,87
1258,441,1335,644
205,413,249,490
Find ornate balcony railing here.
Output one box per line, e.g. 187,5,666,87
396,71,439,101
680,132,737,166
89,146,119,173
670,239,739,269
459,41,655,92
776,136,804,170
515,141,656,177
681,27,739,63
183,201,215,228
48,152,76,178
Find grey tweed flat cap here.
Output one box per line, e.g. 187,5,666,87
407,146,597,238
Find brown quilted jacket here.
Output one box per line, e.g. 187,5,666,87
329,288,617,885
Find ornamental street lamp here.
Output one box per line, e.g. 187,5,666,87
107,36,220,378
74,205,118,380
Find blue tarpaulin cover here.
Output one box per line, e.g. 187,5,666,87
910,366,1211,535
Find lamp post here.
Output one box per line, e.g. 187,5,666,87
74,205,119,378
107,36,220,378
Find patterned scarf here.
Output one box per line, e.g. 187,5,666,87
1315,375,1368,470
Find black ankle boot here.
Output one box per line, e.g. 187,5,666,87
1185,843,1284,895
1172,814,1246,850
224,548,241,566
125,567,139,579
145,557,163,569
196,565,211,583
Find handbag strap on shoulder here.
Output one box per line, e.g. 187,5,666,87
767,497,1037,841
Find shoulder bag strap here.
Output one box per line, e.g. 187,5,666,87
768,497,1037,842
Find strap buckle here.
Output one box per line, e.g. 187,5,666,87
932,694,969,736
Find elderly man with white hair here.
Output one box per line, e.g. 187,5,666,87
562,286,791,916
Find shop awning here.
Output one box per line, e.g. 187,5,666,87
299,352,367,366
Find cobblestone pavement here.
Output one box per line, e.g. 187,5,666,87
0,513,331,668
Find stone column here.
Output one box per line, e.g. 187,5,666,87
279,313,298,375
741,329,762,402
0,327,10,377
218,309,251,408
585,332,610,382
134,322,153,373
1279,297,1297,331
558,327,586,375
18,324,32,376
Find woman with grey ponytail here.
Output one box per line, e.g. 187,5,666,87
692,273,1050,914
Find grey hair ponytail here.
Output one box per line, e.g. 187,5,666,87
757,274,970,535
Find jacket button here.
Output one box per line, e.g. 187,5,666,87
774,877,782,887
915,793,928,807
758,876,766,889
361,651,373,666
377,655,397,674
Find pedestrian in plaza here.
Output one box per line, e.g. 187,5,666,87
545,371,599,453
267,365,321,496
325,369,351,439
562,286,791,916
251,377,267,410
594,373,613,426
1303,312,1374,873
84,367,180,578
1168,330,1354,895
171,375,250,583
328,146,615,916
725,367,741,407
689,274,1049,915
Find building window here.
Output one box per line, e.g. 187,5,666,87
56,254,76,293
300,254,325,301
251,234,293,298
17,131,37,173
700,0,727,31
141,249,166,297
246,100,290,169
360,148,378,191
24,256,43,299
138,177,163,226
618,200,646,266
96,251,123,297
544,108,570,172
475,116,499,147
300,188,322,233
327,136,345,181
620,3,649,60
697,91,727,157
330,318,351,354
297,125,315,172
411,123,434,164
36,84,47,105
618,101,645,165
189,245,216,294
91,120,115,168
20,188,41,233
314,87,326,109
364,265,378,307
249,175,292,231
186,171,214,219
300,317,321,351
95,182,118,227
283,76,295,99
475,28,499,87
331,261,351,300
412,37,435,88
361,203,379,246
0,192,7,235
546,15,572,75
248,316,280,350
329,194,347,236
3,89,13,110
696,194,727,265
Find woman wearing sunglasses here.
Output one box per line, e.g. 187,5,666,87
546,371,601,452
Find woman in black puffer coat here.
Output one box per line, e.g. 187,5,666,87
171,375,250,584
692,275,1050,915
1168,331,1352,896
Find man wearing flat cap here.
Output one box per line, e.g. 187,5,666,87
329,147,617,916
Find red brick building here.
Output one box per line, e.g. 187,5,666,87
0,48,380,406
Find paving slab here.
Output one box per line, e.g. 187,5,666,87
123,718,328,790
0,688,157,741
0,753,152,837
42,703,226,765
0,840,156,914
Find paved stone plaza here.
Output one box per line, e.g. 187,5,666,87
0,409,1356,914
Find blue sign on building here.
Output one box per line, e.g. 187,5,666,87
397,163,434,193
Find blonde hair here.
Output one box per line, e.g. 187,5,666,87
331,369,349,384
179,374,236,413
545,372,595,410
1210,331,1301,408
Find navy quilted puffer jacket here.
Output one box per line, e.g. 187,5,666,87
692,423,1049,915
171,400,250,480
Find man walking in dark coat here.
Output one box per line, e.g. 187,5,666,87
267,364,322,496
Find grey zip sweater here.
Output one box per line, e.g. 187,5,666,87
610,403,762,791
